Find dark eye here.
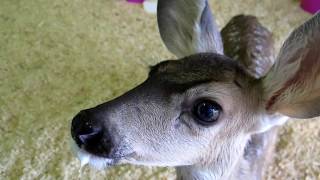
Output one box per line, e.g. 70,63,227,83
193,100,222,125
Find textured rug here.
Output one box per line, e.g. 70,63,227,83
0,0,319,179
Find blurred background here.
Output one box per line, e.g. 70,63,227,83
0,0,319,179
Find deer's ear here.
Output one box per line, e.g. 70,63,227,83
157,0,223,58
221,15,275,79
263,12,320,119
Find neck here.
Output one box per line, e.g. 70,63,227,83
175,135,251,180
176,166,222,180
175,129,278,180
175,153,242,180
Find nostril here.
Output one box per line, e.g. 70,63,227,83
78,127,103,145
71,110,103,147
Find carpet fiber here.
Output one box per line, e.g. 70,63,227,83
0,0,319,179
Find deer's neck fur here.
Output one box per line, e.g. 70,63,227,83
175,136,249,180
176,128,278,180
176,166,221,180
176,150,244,180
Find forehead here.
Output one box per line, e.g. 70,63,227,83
149,53,242,88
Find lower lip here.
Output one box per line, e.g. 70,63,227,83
76,149,134,169
72,142,135,168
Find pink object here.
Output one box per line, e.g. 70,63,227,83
301,0,320,14
127,0,144,4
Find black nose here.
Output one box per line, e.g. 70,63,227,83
71,110,103,147
71,110,114,157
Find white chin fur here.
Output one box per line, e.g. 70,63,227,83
71,142,113,170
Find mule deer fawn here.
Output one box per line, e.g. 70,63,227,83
71,0,320,179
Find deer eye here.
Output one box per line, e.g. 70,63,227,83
193,100,221,125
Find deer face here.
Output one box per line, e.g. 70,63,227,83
71,53,263,168
70,0,320,176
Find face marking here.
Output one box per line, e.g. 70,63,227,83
148,53,247,94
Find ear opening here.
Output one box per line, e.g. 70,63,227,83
157,0,223,58
263,12,320,119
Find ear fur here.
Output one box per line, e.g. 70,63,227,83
221,15,275,79
157,0,223,58
263,12,320,119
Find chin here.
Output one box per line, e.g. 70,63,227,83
71,142,118,170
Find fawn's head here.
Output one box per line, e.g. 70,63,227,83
71,0,320,172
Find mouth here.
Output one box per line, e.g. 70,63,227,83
71,141,134,170
71,143,115,169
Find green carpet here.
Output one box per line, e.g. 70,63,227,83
0,0,319,179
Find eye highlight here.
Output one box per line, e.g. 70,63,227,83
193,100,222,125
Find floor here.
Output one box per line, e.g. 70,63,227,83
0,0,319,179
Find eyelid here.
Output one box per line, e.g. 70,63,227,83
192,98,223,111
